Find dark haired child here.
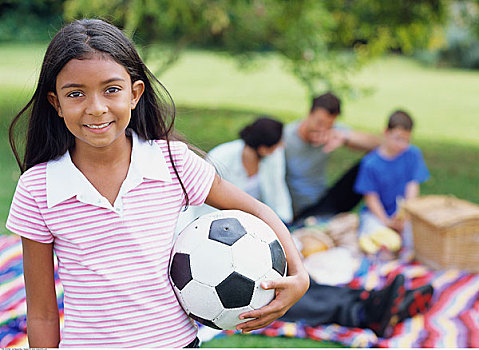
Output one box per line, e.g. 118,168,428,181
354,110,430,254
177,116,292,232
6,19,308,347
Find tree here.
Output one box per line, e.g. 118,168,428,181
64,0,447,97
0,0,66,41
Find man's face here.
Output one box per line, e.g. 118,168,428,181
304,108,338,145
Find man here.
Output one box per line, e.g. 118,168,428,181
284,92,380,222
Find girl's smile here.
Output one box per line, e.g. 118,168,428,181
47,55,144,153
84,121,114,133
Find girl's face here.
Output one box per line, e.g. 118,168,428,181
47,55,144,153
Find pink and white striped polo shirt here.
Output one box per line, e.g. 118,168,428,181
6,131,215,347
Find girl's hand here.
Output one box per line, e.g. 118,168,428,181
236,272,309,333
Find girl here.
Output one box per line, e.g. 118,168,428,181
177,116,293,232
6,19,309,348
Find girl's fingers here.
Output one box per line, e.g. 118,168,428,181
239,297,282,320
260,278,280,290
237,318,275,333
235,275,305,332
236,310,280,332
260,274,292,290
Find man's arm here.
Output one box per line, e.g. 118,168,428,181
322,129,381,153
345,130,381,152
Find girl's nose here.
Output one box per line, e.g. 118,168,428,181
85,95,108,116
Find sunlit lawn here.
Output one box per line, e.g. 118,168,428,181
0,42,478,347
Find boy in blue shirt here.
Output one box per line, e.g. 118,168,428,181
281,110,434,339
355,110,430,253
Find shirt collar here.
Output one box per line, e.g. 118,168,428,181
46,130,172,208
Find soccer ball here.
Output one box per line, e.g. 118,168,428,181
169,210,287,330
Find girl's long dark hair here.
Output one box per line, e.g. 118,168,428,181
9,18,189,205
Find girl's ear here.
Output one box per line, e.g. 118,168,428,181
47,92,62,117
130,80,145,110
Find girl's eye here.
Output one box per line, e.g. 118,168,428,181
106,87,120,94
67,91,84,98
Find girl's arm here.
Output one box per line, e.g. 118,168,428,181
21,237,60,347
205,174,309,333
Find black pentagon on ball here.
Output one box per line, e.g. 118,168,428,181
169,252,193,290
189,313,222,330
216,271,255,308
209,218,247,246
269,240,287,276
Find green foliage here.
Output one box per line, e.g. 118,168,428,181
325,0,446,54
436,1,479,69
0,0,65,41
414,1,479,69
438,25,479,69
63,0,447,97
454,0,479,38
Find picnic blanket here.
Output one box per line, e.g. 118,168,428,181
1,234,478,348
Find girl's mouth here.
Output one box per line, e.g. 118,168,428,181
85,122,113,129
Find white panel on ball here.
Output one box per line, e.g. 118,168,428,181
173,221,208,254
236,211,277,244
232,235,272,281
181,280,224,320
214,305,254,330
249,269,282,310
190,239,234,286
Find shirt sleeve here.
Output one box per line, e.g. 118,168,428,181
410,146,430,184
176,143,216,207
260,147,293,223
6,177,53,243
354,157,379,195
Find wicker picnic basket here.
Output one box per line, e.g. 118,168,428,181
403,195,479,272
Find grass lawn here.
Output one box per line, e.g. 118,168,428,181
0,43,478,347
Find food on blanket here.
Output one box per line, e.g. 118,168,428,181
326,212,359,241
325,213,361,255
359,235,379,254
169,210,286,330
359,227,401,254
299,235,330,257
292,227,335,258
303,247,359,285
